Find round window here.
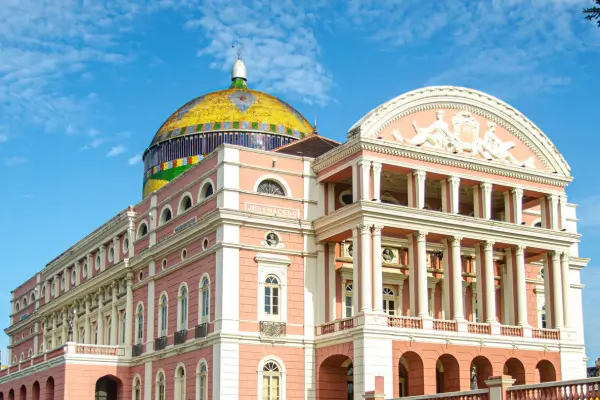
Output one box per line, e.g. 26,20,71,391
202,238,209,250
162,259,167,270
181,249,188,261
123,237,129,254
108,247,114,263
82,261,88,278
95,255,101,270
138,271,144,281
71,270,76,284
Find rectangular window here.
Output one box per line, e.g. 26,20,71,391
202,290,209,318
345,296,353,318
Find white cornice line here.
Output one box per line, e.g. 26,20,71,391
346,86,570,176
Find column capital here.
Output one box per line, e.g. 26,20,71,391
480,181,493,192
372,225,384,235
547,193,560,202
560,251,570,261
413,169,427,180
100,244,106,251
448,176,460,186
558,192,568,203
371,161,382,171
515,244,526,255
484,240,495,251
450,236,463,245
549,250,561,260
413,231,427,241
358,224,371,234
511,187,524,198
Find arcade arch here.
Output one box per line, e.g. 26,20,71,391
318,354,353,400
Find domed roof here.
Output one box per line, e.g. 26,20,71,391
149,87,313,147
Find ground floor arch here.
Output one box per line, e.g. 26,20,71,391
18,386,25,400
504,358,526,385
536,360,557,383
318,354,353,400
32,381,40,400
95,375,121,400
471,356,493,389
45,377,54,400
7,389,14,400
436,354,460,393
399,351,425,396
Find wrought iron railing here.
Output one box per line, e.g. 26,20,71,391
154,336,167,351
259,321,286,337
132,343,143,357
195,323,208,339
174,329,187,345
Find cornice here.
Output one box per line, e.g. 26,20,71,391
313,138,571,188
314,201,580,250
346,86,571,176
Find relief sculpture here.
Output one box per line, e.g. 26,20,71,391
392,110,536,168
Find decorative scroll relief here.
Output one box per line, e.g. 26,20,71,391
388,109,537,169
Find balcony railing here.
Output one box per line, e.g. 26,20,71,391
195,323,208,339
507,377,600,400
316,316,359,336
388,316,422,329
468,322,492,335
433,319,458,332
132,343,143,357
532,327,560,340
72,344,124,356
174,329,187,345
154,336,167,351
259,321,286,337
500,325,524,337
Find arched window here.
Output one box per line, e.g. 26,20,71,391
14,302,20,312
257,179,285,196
138,222,149,239
27,349,32,359
160,207,172,225
159,295,168,337
22,298,27,308
264,276,280,318
132,376,142,400
339,189,353,206
178,286,188,330
261,361,282,400
201,277,210,323
136,304,144,344
383,287,396,316
197,361,208,400
541,305,547,329
106,317,111,345
29,292,35,304
156,371,166,400
201,182,214,199
174,365,186,400
121,312,126,344
345,283,353,318
179,195,193,214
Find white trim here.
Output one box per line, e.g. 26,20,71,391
135,301,145,344
177,282,189,331
198,274,211,324
178,192,194,215
257,356,286,400
256,253,290,323
196,358,208,400
132,374,142,400
174,362,187,400
155,368,166,400
181,248,188,261
253,174,293,198
198,178,216,203
159,205,173,226
157,291,169,337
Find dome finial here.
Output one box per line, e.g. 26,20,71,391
230,33,247,87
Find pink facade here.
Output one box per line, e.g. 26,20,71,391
0,85,589,400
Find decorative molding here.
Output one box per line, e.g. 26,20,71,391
345,86,570,176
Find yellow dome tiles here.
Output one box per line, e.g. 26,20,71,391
150,88,313,146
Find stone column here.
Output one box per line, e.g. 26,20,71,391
541,194,560,229
352,227,359,314
64,269,70,292
484,241,497,323
84,296,91,344
110,281,118,345
512,188,523,224
561,252,571,328
416,232,429,318
558,193,568,231
359,160,371,201
372,162,382,202
97,289,105,345
352,163,359,202
125,274,134,346
99,245,106,272
53,275,59,299
551,251,564,328
442,241,451,319
372,225,383,313
481,182,493,219
51,314,57,349
61,309,67,343
412,170,426,209
542,254,552,328
42,318,48,352
360,224,373,312
113,237,121,264
406,235,416,316
442,176,461,213
514,245,528,327
327,183,335,214
451,236,465,320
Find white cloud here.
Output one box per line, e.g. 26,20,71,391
182,0,332,106
128,154,142,165
5,156,27,167
106,145,126,157
81,138,105,151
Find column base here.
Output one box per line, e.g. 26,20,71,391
420,316,434,330
489,322,501,335
456,319,469,332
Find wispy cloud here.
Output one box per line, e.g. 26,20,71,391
5,157,27,167
81,138,105,151
107,145,126,157
128,154,142,165
342,0,598,98
182,0,332,106
0,126,8,143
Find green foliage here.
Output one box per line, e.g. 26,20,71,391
583,0,600,27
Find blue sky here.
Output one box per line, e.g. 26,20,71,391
1,0,600,366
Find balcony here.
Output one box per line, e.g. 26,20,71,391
174,329,187,345
259,321,286,338
154,336,167,351
195,323,208,339
132,343,143,357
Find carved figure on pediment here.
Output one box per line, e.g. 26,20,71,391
480,122,518,164
408,110,451,149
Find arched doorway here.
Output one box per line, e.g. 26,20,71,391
0,391,4,400
436,354,460,393
174,365,186,400
45,377,54,400
504,358,526,385
398,351,424,396
536,360,557,383
7,389,14,400
32,381,40,400
470,356,493,389
318,355,353,400
18,386,25,400
95,376,119,400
